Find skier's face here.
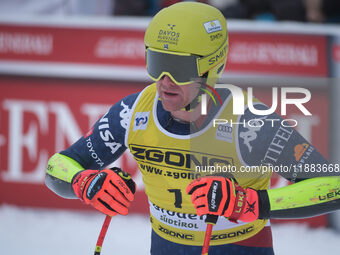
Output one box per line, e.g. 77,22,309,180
156,75,200,112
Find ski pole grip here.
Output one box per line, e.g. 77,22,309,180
205,214,218,225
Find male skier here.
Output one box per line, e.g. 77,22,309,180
45,2,340,254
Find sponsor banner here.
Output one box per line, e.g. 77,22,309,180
333,45,340,62
0,24,146,66
0,77,148,213
0,22,329,77
228,33,328,77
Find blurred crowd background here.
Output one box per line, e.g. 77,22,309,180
1,0,340,23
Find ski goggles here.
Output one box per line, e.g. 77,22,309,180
146,39,228,85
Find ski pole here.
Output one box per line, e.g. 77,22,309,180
94,215,112,255
201,214,218,255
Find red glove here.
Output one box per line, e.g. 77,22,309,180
186,176,259,222
72,167,136,216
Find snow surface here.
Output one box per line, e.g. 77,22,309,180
1,205,339,255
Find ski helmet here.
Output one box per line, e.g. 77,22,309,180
144,2,229,87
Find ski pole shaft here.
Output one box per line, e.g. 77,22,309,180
201,214,218,255
94,215,112,255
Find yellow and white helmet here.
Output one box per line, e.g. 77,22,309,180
144,2,229,87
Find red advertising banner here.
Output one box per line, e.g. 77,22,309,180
0,24,145,66
228,33,328,77
0,77,148,213
333,45,340,62
0,21,329,77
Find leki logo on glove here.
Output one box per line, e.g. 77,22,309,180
118,171,132,180
244,201,256,215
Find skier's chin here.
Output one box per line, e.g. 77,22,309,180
161,99,184,112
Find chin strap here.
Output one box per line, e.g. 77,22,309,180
183,82,206,112
183,72,210,112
